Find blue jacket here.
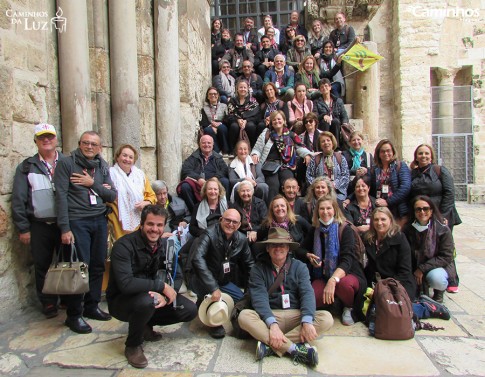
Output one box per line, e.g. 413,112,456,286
370,160,411,218
264,66,294,96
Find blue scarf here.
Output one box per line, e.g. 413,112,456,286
349,148,364,171
313,221,339,279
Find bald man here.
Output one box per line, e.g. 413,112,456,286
190,209,254,338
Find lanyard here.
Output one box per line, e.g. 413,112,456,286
272,269,285,294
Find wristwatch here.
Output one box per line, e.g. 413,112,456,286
332,276,340,284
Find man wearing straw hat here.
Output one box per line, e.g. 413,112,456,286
238,227,333,366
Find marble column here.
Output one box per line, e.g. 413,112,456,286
435,67,456,135
155,0,182,191
56,0,92,152
108,0,140,153
353,41,380,144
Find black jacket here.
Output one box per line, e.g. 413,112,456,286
364,232,417,300
107,230,168,301
344,197,377,227
230,196,268,232
313,96,349,126
180,149,228,181
403,220,456,281
167,194,191,232
191,224,254,292
410,164,461,226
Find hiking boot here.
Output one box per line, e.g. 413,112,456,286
209,325,226,339
143,325,163,342
125,345,148,368
256,341,275,360
291,343,319,366
419,295,451,320
432,289,445,303
341,307,355,326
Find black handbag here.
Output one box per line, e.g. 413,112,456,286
42,244,89,295
261,160,281,174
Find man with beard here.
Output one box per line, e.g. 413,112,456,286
254,35,280,79
107,205,197,368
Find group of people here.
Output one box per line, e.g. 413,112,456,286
11,10,460,372
207,11,357,155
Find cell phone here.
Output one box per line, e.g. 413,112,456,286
153,297,159,306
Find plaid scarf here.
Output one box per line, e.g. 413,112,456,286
269,128,304,169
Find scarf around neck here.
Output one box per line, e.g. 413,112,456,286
313,221,339,278
109,164,146,232
349,148,365,171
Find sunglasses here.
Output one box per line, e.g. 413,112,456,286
415,207,431,213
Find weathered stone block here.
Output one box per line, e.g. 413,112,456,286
11,80,47,124
139,97,156,148
136,7,154,57
138,55,154,98
90,48,110,93
140,147,157,183
11,122,37,158
0,66,14,121
468,184,485,203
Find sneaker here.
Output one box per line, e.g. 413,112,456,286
419,295,451,320
341,307,355,326
291,343,319,367
256,341,275,360
446,286,459,293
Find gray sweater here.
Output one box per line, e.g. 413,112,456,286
54,150,117,233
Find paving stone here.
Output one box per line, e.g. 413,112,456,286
452,314,485,337
325,318,369,336
9,319,65,351
261,352,307,375
414,317,467,337
144,337,217,371
25,366,115,376
313,336,439,376
43,337,126,369
0,352,23,375
213,336,258,374
118,370,192,377
419,337,485,376
446,288,485,314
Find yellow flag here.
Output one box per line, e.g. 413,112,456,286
341,43,383,71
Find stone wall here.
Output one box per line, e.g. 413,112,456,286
0,0,211,322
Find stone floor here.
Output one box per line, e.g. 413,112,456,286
1,202,484,377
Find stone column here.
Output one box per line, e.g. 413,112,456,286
435,67,456,135
155,0,182,191
56,0,92,152
108,0,140,153
353,41,380,144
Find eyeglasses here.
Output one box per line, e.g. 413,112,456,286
296,39,305,42
222,217,240,225
414,207,431,213
80,141,100,147
222,66,230,69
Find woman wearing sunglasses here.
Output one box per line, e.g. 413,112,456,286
404,196,456,303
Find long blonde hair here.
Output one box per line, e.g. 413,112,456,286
312,196,346,227
363,207,401,244
263,194,297,226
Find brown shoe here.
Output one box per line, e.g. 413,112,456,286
125,345,148,368
143,325,163,342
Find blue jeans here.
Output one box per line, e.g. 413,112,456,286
190,275,244,304
65,214,108,317
426,268,449,291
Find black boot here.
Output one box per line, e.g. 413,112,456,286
419,295,451,320
433,289,445,303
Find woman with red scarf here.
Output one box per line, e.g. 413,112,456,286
251,110,313,202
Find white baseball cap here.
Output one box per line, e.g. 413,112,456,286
34,123,57,137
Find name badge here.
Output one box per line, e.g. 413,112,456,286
235,58,241,68
376,190,381,199
275,81,280,88
89,194,97,205
223,261,230,274
382,184,389,194
282,293,290,309
366,218,371,225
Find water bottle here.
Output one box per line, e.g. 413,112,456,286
368,304,376,336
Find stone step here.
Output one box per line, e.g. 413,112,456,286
345,103,353,119
349,118,363,132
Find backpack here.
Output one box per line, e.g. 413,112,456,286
338,221,367,268
314,151,343,166
371,278,415,340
